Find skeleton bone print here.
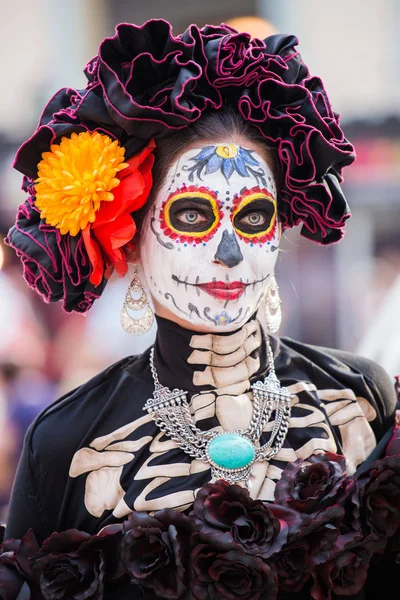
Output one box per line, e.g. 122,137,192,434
69,319,378,519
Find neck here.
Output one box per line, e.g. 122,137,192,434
153,314,267,394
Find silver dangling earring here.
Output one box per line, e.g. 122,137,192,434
120,269,154,335
265,273,282,333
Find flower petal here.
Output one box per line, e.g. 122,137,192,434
238,147,260,166
192,146,216,161
82,226,105,287
233,155,249,177
205,153,222,174
221,158,234,181
94,213,136,277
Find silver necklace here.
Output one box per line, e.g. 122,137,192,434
144,341,293,487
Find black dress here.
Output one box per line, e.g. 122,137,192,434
5,316,398,599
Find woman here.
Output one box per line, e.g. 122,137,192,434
2,19,399,600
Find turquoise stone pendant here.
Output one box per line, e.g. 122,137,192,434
207,433,255,470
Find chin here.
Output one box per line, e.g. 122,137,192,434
167,302,260,333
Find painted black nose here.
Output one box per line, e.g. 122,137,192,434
214,230,243,268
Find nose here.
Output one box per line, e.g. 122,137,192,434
213,230,243,268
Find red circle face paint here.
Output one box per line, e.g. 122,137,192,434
231,187,277,244
160,185,223,244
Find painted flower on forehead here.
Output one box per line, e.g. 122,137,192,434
34,131,155,287
184,144,268,185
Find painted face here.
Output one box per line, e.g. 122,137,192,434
140,143,280,331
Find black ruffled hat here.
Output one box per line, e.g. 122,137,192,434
5,19,356,313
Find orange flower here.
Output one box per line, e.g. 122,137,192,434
35,132,129,236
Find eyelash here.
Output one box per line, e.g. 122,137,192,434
160,186,223,243
231,188,277,243
175,209,207,223
238,211,267,223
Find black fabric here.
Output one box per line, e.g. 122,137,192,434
4,320,398,599
153,313,268,393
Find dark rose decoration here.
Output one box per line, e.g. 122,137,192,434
274,453,359,526
311,539,373,600
190,480,302,558
188,539,278,600
0,449,398,599
358,455,400,542
274,536,313,593
30,526,122,600
121,508,195,599
0,530,39,600
275,516,343,593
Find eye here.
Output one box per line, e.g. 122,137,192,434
161,189,222,241
169,198,215,232
176,209,207,225
239,212,267,226
231,190,277,242
233,200,275,234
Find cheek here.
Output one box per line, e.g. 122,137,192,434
139,221,210,286
239,235,280,272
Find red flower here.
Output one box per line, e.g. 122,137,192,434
82,139,155,286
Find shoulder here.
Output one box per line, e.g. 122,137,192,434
280,336,395,389
278,336,398,431
25,348,153,461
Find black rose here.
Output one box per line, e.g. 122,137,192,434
311,539,373,600
5,196,107,313
358,455,400,543
274,536,313,593
190,480,302,559
0,530,40,600
188,540,277,600
275,511,344,593
274,453,359,528
30,526,121,600
121,508,195,599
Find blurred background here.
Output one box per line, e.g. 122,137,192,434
0,0,399,520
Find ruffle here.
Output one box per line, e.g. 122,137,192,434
6,195,106,313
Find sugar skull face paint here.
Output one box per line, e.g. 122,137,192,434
140,143,280,331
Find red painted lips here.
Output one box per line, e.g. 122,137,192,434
197,281,246,301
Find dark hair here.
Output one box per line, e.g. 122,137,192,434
135,106,280,232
